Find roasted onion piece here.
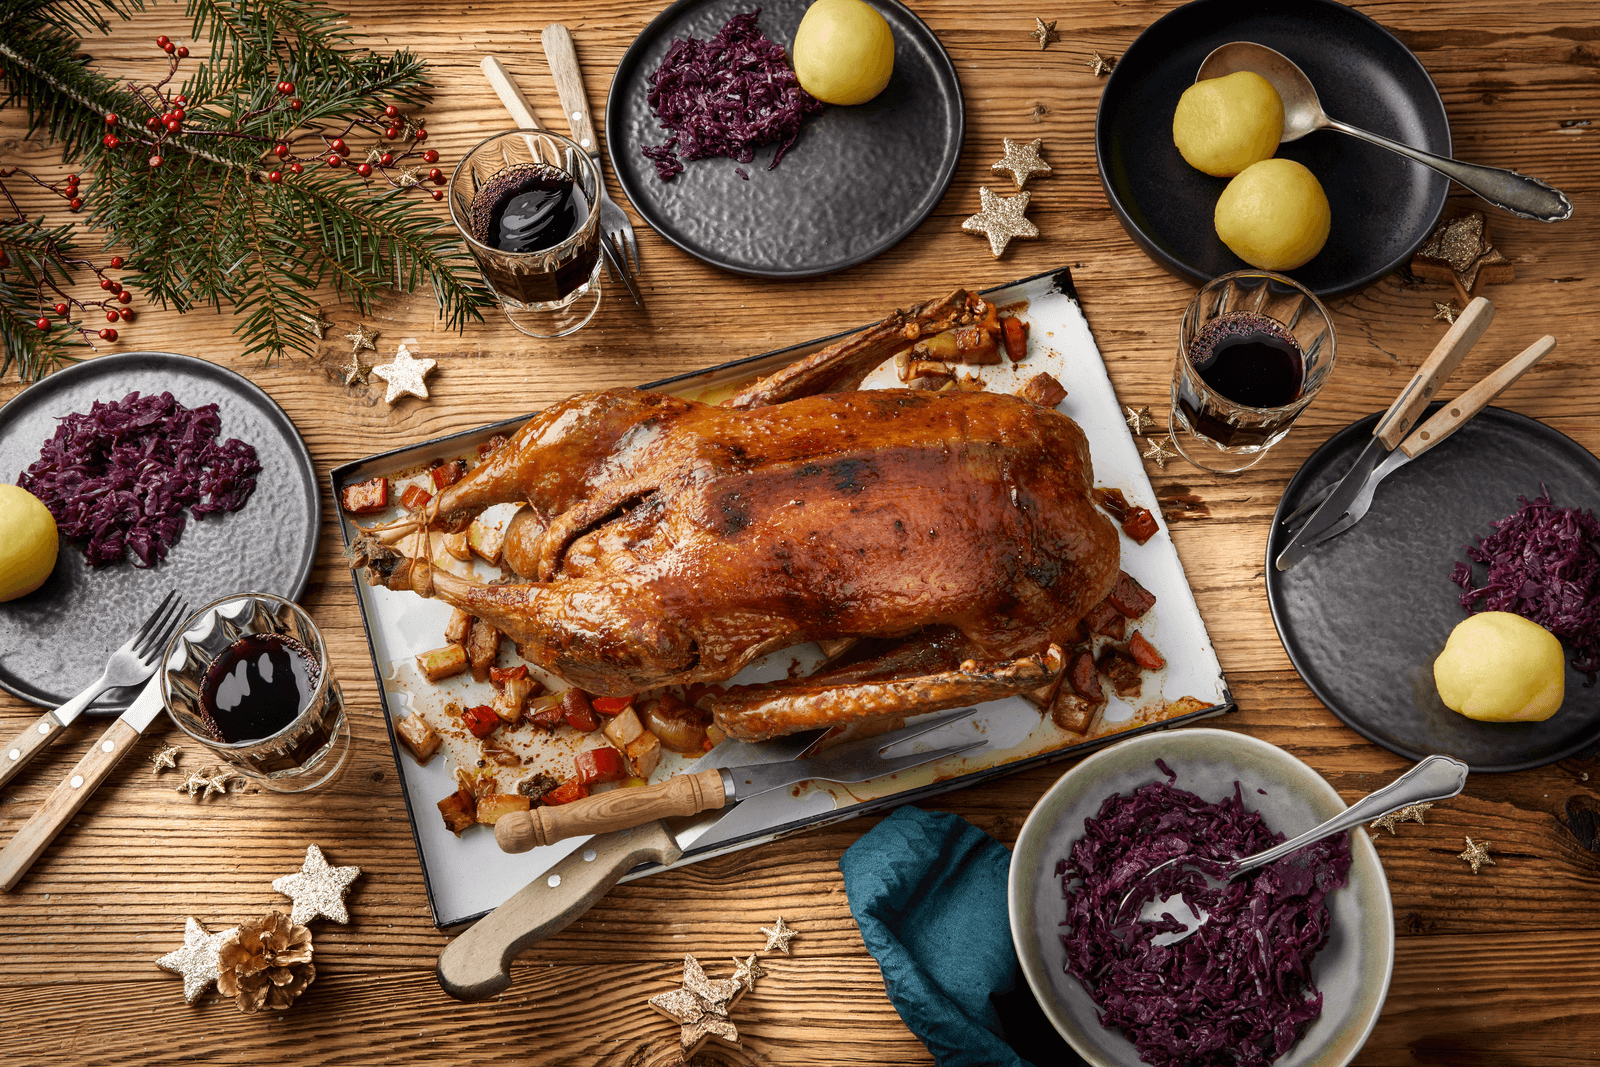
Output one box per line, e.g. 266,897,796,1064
642,693,711,753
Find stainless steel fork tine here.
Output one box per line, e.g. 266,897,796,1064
129,590,178,648
816,707,978,767
133,595,188,660
865,739,986,779
1280,483,1336,530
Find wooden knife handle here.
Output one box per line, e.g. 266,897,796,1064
0,712,66,791
495,769,726,853
1398,335,1557,459
540,24,597,153
0,718,140,891
1374,296,1495,449
437,821,682,1001
479,56,543,130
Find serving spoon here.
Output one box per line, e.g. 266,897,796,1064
1198,41,1573,222
1117,753,1469,942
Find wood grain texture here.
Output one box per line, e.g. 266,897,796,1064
3,0,1599,1063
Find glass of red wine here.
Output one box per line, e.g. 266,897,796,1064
1169,270,1336,473
161,593,349,792
448,129,603,338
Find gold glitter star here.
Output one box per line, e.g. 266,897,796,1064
176,768,210,797
397,166,421,189
647,955,745,1054
1028,18,1059,50
1411,211,1513,303
156,917,238,1005
365,147,384,165
1458,836,1494,874
730,953,766,993
991,138,1051,190
760,915,798,954
342,350,370,386
202,768,236,799
300,310,334,340
1125,405,1156,435
370,342,437,404
1433,301,1460,324
1370,801,1434,835
149,744,180,776
1142,436,1178,469
961,187,1039,258
272,844,361,925
343,322,380,354
1088,51,1118,77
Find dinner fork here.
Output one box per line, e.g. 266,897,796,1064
541,24,644,307
0,590,187,790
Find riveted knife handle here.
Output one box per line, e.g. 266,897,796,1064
496,769,726,852
1399,335,1557,459
1374,297,1494,449
540,25,597,154
436,821,681,1001
0,718,140,891
0,712,66,791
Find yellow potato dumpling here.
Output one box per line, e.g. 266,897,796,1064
791,0,895,107
1433,612,1566,723
1172,71,1285,177
1213,158,1331,271
0,483,59,601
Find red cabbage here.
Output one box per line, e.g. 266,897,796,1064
1057,767,1350,1067
18,390,261,568
642,10,824,181
1451,490,1600,683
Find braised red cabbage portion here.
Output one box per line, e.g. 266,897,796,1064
1451,490,1600,683
18,390,261,568
642,10,824,180
1057,768,1350,1067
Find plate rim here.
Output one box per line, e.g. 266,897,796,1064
1093,0,1452,300
1264,403,1600,772
0,349,320,710
603,0,965,279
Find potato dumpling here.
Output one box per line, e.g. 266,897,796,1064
1433,611,1565,722
1172,71,1284,177
1214,158,1331,271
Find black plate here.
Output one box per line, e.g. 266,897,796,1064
606,0,963,278
1266,404,1600,772
1096,0,1451,299
0,352,319,712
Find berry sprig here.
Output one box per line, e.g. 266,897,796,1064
1,172,135,346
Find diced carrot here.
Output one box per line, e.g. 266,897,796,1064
590,695,634,716
1000,315,1029,361
575,746,629,784
1107,571,1158,618
462,704,500,739
1122,507,1160,546
430,459,467,491
1129,631,1167,671
542,779,590,806
341,476,389,515
400,483,432,510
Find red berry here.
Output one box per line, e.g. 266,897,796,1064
165,118,181,132
355,163,372,177
273,143,290,158
54,302,68,316
163,42,176,54
101,278,114,291
156,34,170,47
379,152,394,166
279,81,295,95
117,291,132,304
109,281,121,293
384,127,400,140
267,170,282,183
413,128,428,142
175,94,187,104
427,168,443,183
289,162,304,175
326,155,341,168
422,149,439,164
66,172,80,184
109,256,124,269
145,116,160,129
105,113,119,126
176,46,188,58
99,328,118,341
119,309,134,322
106,310,119,322
35,317,50,332
103,134,120,148
384,105,398,118
172,108,186,121
0,250,8,267
431,189,444,201
149,155,162,167
69,197,83,211
289,98,303,112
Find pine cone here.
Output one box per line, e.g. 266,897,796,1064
217,910,315,1013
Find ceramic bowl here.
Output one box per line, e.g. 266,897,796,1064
1008,728,1394,1067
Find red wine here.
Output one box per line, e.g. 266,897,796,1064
468,163,599,304
200,632,320,743
1177,311,1306,447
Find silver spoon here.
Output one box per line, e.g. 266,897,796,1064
1116,753,1469,942
1198,41,1572,222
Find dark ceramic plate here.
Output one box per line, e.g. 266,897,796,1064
1266,404,1600,772
0,352,319,712
1096,0,1451,299
605,0,963,278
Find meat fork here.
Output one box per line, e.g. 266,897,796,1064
0,590,187,789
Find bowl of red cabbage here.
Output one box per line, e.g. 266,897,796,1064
1009,728,1393,1067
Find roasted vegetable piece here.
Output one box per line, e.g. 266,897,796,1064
441,530,472,561
575,746,630,784
462,704,500,738
467,513,509,566
431,459,468,491
437,788,476,834
341,476,389,514
444,607,473,645
542,779,590,805
1092,486,1130,523
395,713,441,764
466,617,501,682
518,772,560,802
492,673,537,723
489,664,529,687
476,433,508,461
1017,372,1067,408
400,483,432,510
1122,506,1160,546
625,730,663,778
642,693,710,753
1083,598,1123,638
562,689,600,732
1129,630,1167,671
1096,646,1143,698
1000,315,1029,361
1069,651,1104,703
1107,571,1157,619
525,694,565,730
590,695,634,716
475,793,532,825
416,644,469,682
1050,689,1097,735
602,706,645,749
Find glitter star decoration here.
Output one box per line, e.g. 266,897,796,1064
647,954,745,1054
202,768,236,799
1142,436,1178,469
730,953,766,993
760,915,798,954
1458,836,1494,874
1433,301,1460,324
1088,51,1118,76
1125,405,1156,435
961,187,1039,258
272,844,361,925
370,342,437,405
397,166,422,189
343,322,380,354
156,917,239,1005
991,138,1051,190
300,310,334,340
1028,17,1059,50
149,744,180,776
1370,801,1433,835
342,350,370,386
1411,211,1513,303
176,768,210,797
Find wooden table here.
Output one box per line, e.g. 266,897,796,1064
3,1,1597,1063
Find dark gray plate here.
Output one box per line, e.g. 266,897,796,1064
1096,0,1451,299
1266,404,1600,772
606,0,963,278
0,352,318,712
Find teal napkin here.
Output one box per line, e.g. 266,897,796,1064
839,806,1086,1067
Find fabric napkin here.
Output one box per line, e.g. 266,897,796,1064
839,806,1087,1067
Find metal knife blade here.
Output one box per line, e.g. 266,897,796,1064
599,230,643,307
1274,434,1390,571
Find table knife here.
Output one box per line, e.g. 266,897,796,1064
1275,296,1495,572
0,674,166,891
435,707,983,1000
